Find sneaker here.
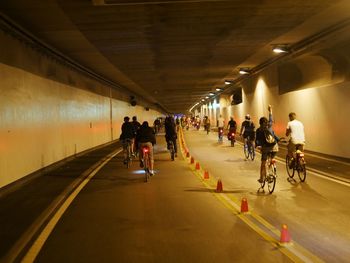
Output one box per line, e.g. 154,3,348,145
150,170,154,176
175,153,178,157
139,161,144,168
257,178,264,183
123,160,127,165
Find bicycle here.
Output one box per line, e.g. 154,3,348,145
168,140,175,161
123,139,133,168
286,144,306,182
205,124,210,134
243,136,255,160
258,152,277,194
218,127,224,142
142,146,151,182
227,129,236,147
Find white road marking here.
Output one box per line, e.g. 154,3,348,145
21,149,121,263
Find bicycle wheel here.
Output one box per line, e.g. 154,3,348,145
250,146,255,161
285,155,295,178
267,164,276,193
244,143,249,159
169,142,175,161
144,153,150,182
297,158,307,182
267,175,276,194
260,178,266,189
126,144,132,168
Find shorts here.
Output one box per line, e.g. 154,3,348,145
261,144,279,161
288,141,304,155
122,138,133,150
243,131,255,141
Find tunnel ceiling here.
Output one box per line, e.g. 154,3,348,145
0,0,349,113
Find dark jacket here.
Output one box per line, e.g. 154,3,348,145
136,126,156,145
165,120,177,140
120,122,135,140
132,121,141,135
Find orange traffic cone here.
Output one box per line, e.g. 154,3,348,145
280,224,291,244
195,162,200,170
240,198,249,213
204,171,209,179
216,179,223,192
190,157,194,164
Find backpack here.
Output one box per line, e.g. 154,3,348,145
264,129,277,147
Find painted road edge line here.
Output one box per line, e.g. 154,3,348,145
21,149,121,263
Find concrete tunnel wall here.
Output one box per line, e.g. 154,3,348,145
197,56,350,159
0,31,162,189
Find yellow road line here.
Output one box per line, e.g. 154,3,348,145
21,150,121,263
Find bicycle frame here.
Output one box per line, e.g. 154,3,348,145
286,145,306,182
124,139,133,168
218,127,224,142
168,140,175,161
259,152,277,194
142,146,151,182
244,137,255,160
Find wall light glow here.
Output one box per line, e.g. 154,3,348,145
213,100,220,109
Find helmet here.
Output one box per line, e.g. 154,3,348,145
245,114,250,120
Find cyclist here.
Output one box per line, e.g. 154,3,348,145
227,116,237,133
240,114,255,148
175,117,180,132
136,121,156,175
204,116,210,134
164,116,178,157
217,114,225,140
154,118,161,134
131,116,141,155
119,116,136,164
132,116,141,131
256,105,279,183
286,112,305,166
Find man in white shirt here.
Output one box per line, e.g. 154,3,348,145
217,115,225,128
217,115,225,141
286,112,305,158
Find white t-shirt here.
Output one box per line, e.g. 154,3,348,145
287,119,305,144
218,117,225,127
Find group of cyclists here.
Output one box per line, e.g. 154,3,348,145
239,106,305,183
119,115,178,176
188,106,305,184
119,108,305,185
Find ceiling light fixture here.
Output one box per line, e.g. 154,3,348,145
272,44,289,53
216,88,223,91
209,92,215,96
225,80,234,85
239,68,250,75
